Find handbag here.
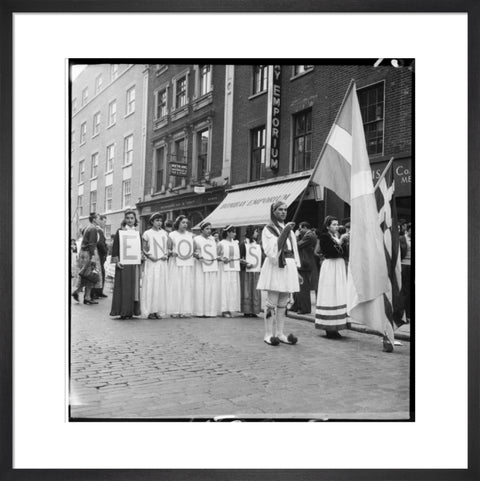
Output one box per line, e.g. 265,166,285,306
79,262,100,284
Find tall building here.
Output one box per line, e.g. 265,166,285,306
137,64,232,230
201,63,412,229
70,63,148,239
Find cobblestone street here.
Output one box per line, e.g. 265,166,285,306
70,288,410,420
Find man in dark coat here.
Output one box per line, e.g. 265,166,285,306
92,214,108,299
290,222,318,314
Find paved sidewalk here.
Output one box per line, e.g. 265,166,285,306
70,287,411,420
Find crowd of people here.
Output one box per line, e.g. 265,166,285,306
71,204,412,347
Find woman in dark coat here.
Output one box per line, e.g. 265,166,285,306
110,210,142,319
290,222,318,314
239,226,262,317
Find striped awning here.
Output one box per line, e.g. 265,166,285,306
197,178,310,228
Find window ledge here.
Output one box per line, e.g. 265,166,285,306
104,170,114,175
107,122,116,129
124,110,135,119
122,162,133,169
192,91,213,111
92,133,100,139
290,69,314,81
154,117,169,130
79,141,86,147
248,90,267,100
171,105,189,121
156,65,168,76
77,181,85,187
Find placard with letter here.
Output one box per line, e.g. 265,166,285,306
119,230,142,265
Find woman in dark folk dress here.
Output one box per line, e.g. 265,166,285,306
239,226,262,317
110,210,142,319
314,216,350,338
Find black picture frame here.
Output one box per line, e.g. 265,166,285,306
1,1,478,480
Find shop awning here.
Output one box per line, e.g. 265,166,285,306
196,178,310,228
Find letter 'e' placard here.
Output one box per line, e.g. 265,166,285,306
119,230,141,265
246,243,262,272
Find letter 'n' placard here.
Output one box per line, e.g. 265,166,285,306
119,230,141,265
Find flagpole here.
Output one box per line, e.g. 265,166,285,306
374,157,395,192
292,79,357,223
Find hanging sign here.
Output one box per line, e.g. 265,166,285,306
170,162,188,177
265,65,281,171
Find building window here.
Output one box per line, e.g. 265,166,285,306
196,129,209,180
123,135,133,165
155,89,168,119
293,65,314,76
81,87,88,106
175,76,187,109
95,74,103,94
89,190,97,213
106,144,114,171
78,159,85,183
111,64,119,81
253,65,268,94
357,82,385,156
250,126,266,181
108,100,117,126
122,179,131,208
77,195,83,216
172,137,186,187
80,122,87,144
292,109,312,172
104,185,112,211
199,65,212,96
126,86,136,115
72,98,77,113
154,145,165,192
90,152,99,178
93,111,101,136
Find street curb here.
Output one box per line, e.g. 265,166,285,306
286,312,411,342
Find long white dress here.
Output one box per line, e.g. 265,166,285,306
217,239,241,313
193,235,220,317
140,228,169,317
167,230,194,316
257,224,301,293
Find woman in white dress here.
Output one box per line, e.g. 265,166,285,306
257,201,301,346
217,226,241,318
193,221,220,317
314,215,350,338
141,212,169,319
167,215,194,318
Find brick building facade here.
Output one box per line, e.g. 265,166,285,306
70,64,147,240
137,64,232,230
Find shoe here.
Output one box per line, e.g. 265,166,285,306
326,331,342,339
98,293,108,298
394,340,403,346
279,333,298,345
264,336,280,346
222,312,232,318
148,314,157,319
72,292,79,302
383,336,394,353
84,299,98,305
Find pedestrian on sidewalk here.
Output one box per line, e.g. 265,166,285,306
167,215,194,318
110,210,141,319
218,226,241,318
72,213,103,305
400,222,412,324
141,212,169,319
193,221,220,317
92,214,108,300
314,216,350,339
290,222,318,315
257,201,300,346
239,226,262,317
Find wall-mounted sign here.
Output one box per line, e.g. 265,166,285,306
170,162,188,177
266,65,281,171
371,158,412,197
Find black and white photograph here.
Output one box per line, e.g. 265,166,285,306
69,61,413,420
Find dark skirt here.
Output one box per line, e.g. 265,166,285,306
240,270,261,314
291,269,312,314
110,264,141,317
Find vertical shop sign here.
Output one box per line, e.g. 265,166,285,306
266,65,281,171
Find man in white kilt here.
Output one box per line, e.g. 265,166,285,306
257,201,301,346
